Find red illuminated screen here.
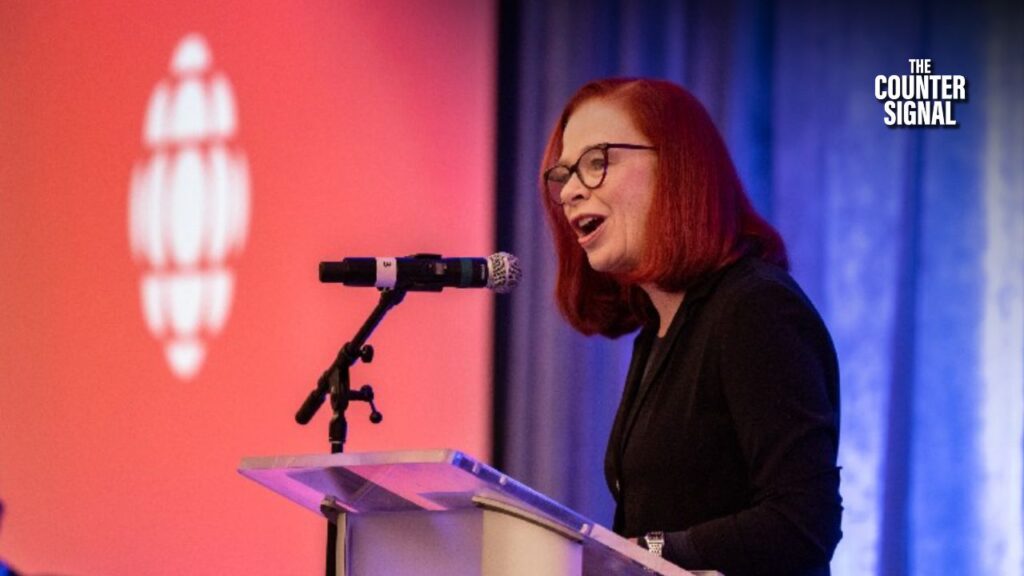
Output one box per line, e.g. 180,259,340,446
0,2,495,574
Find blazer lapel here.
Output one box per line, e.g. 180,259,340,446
616,259,740,453
620,313,683,452
606,326,654,495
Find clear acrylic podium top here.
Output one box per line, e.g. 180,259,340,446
239,449,707,576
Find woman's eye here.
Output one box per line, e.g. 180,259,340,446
548,167,571,183
585,155,607,172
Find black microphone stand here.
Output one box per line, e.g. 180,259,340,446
294,287,405,576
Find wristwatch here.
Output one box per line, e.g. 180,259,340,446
643,531,665,557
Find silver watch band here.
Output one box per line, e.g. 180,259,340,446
644,531,665,557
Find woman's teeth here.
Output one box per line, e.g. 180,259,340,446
577,216,604,235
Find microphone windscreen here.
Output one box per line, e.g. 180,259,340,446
487,252,522,293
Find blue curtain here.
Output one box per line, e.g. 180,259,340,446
493,1,1024,574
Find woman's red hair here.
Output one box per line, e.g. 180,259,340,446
541,78,788,337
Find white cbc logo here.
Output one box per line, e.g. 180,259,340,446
128,33,250,380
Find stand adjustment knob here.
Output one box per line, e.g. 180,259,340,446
353,384,383,424
359,345,375,363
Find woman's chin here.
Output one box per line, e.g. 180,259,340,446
584,252,608,272
585,252,630,275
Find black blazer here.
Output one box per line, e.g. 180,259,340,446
604,256,842,576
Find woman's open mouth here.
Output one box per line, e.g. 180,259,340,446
572,214,606,245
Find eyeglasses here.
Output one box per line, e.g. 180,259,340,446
544,142,657,205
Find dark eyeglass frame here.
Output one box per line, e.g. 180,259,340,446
544,142,658,205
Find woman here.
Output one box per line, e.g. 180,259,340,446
539,78,842,575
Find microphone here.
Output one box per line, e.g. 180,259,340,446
319,252,521,293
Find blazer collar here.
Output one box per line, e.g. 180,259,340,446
619,257,746,451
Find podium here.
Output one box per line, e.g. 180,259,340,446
239,449,714,576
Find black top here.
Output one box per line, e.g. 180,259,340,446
604,256,842,576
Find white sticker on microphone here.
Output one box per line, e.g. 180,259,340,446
376,257,397,289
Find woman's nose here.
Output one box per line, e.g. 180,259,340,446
560,173,590,205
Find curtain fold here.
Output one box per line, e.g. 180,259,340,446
494,1,1024,573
